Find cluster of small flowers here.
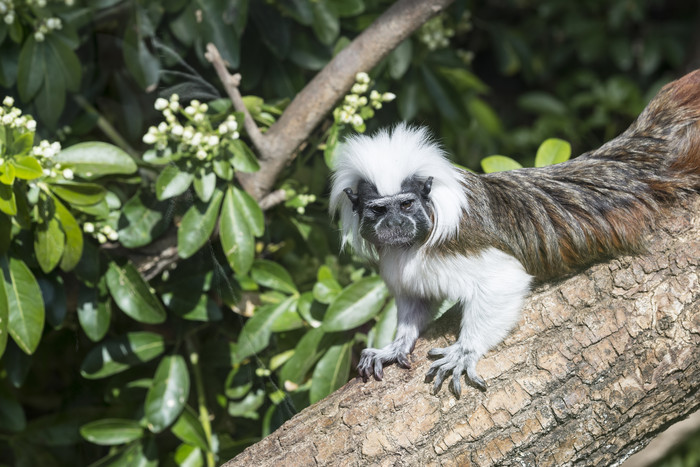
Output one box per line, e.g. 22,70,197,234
0,97,37,132
334,72,396,131
32,141,75,180
0,0,14,25
83,222,119,244
143,94,240,161
418,14,455,51
293,193,317,215
1,0,73,28
34,16,63,42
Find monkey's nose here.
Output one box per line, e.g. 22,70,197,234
385,217,405,228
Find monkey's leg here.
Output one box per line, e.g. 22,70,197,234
425,258,531,397
357,295,433,382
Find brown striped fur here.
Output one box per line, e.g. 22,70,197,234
441,70,700,281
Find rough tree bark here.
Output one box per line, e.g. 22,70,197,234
224,197,699,466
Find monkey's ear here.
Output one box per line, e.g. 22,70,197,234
422,177,434,198
343,187,360,211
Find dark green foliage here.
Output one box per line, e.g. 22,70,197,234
0,0,696,465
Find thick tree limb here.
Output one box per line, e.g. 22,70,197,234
224,197,700,466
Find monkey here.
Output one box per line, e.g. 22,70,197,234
328,70,700,398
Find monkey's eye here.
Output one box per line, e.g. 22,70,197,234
400,200,414,211
370,206,387,216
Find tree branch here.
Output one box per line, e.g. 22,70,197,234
207,0,455,201
224,197,700,466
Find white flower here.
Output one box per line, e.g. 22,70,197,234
170,93,179,102
142,133,157,144
107,230,119,241
191,132,202,146
351,114,363,127
96,233,107,244
199,103,208,113
46,18,62,30
62,168,74,180
157,122,168,132
34,31,45,42
171,124,184,136
182,127,194,140
382,92,396,102
184,106,196,116
207,135,219,146
231,131,239,139
154,97,168,111
351,83,367,95
169,101,179,112
227,119,238,132
50,141,61,155
196,149,207,160
2,96,13,107
26,119,36,131
2,114,12,125
65,0,74,5
4,13,14,25
193,113,204,123
218,123,229,135
355,72,370,84
83,222,95,233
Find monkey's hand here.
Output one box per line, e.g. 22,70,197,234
357,347,411,382
425,345,486,397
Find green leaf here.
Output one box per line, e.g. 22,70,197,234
0,393,26,432
80,419,144,446
220,186,254,275
0,266,8,358
171,406,208,451
145,355,190,433
228,140,260,173
322,276,389,332
518,92,567,117
56,142,138,179
123,23,160,90
0,183,16,216
49,181,107,206
251,260,297,294
388,39,412,80
35,60,66,129
232,297,296,363
17,36,43,102
156,165,193,200
279,327,333,385
106,261,166,324
2,256,45,354
11,156,42,181
11,133,35,158
328,0,364,17
467,98,502,135
163,292,222,322
46,34,82,93
199,0,242,67
177,188,223,259
80,331,165,379
311,1,339,46
368,298,397,349
232,185,264,236
117,192,169,248
480,155,523,173
52,195,83,272
76,281,111,342
310,341,351,403
193,167,217,203
535,138,572,167
34,203,65,274
227,389,265,419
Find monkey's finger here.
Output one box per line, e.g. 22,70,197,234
432,366,450,394
449,374,462,399
425,357,449,382
466,367,486,391
396,354,411,369
428,347,447,358
373,361,384,381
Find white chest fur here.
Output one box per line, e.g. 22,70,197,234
379,246,533,304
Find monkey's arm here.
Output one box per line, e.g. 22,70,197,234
358,295,434,381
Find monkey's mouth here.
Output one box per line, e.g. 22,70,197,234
371,229,417,246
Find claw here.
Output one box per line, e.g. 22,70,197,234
397,354,411,369
449,373,462,399
373,360,383,381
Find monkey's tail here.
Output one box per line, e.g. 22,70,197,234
591,69,700,195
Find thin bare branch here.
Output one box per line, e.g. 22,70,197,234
205,43,266,155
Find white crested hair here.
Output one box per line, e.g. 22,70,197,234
329,124,468,258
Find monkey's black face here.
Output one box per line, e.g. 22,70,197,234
345,177,434,248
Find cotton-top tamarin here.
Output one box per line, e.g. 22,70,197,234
329,70,700,397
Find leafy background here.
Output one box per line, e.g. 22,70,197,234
0,0,698,465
